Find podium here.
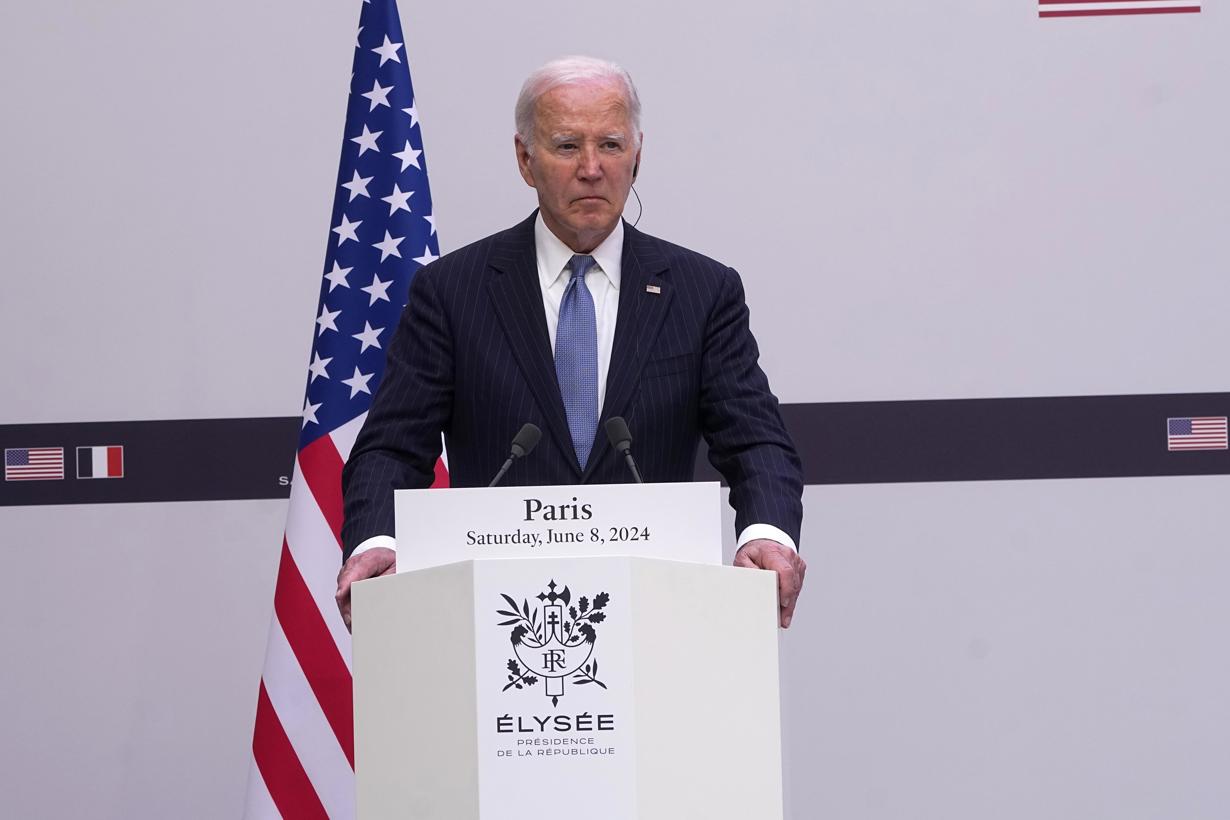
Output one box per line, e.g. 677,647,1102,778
351,484,785,819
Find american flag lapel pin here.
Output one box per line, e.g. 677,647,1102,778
646,284,661,294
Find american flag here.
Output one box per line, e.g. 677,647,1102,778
1039,0,1201,18
244,1,444,816
4,447,65,481
1167,417,1229,451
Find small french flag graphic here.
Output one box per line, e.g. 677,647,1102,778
76,445,124,479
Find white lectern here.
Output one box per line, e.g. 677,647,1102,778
351,484,784,820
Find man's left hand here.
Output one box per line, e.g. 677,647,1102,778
734,538,807,629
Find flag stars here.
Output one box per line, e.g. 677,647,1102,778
392,140,422,172
304,27,439,433
352,321,385,353
361,273,394,305
332,214,361,245
371,35,403,66
361,79,394,111
342,367,375,398
302,398,322,427
350,124,382,155
381,183,414,216
307,352,333,382
323,261,353,291
316,305,341,335
373,230,405,261
341,170,373,201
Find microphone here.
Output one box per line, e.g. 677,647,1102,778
488,423,542,487
604,417,643,484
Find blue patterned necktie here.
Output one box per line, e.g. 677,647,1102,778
555,254,599,469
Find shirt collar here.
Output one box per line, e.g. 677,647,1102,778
535,212,623,291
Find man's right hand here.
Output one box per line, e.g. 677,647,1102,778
335,547,396,632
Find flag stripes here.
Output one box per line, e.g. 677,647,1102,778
433,455,451,487
298,434,347,545
76,445,124,478
261,613,356,818
329,413,368,462
273,538,356,767
1167,417,1229,451
245,0,442,815
4,447,64,481
284,458,357,662
253,683,331,820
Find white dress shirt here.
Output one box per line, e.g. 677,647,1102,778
535,214,622,413
351,215,795,557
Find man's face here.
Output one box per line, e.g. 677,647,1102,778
516,80,642,252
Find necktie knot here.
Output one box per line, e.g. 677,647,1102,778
568,254,597,282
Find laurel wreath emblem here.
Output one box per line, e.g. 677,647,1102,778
498,581,609,703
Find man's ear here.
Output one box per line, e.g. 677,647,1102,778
515,135,536,188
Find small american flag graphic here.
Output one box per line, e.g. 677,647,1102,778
5,447,66,481
1167,417,1228,451
1039,0,1201,18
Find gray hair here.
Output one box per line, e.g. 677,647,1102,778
515,55,642,153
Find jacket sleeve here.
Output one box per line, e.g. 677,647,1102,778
340,266,454,560
697,267,804,548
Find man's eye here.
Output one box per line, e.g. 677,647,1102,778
557,143,577,151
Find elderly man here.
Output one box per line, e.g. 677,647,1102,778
337,56,806,627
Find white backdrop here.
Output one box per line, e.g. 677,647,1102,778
1,1,1226,818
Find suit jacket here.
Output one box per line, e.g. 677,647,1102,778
340,213,803,560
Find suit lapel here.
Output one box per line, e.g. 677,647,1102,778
487,214,581,476
582,223,673,481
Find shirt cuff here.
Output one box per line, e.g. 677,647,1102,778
351,534,397,557
736,524,797,552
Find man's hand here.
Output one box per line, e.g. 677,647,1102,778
335,547,396,632
734,538,807,629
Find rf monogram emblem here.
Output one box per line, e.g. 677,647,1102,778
498,580,609,706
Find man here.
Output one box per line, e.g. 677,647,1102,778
336,56,806,628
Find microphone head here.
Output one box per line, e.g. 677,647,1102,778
604,416,633,454
509,423,542,458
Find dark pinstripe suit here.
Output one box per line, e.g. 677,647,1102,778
340,213,803,560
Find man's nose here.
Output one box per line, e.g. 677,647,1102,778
576,146,602,180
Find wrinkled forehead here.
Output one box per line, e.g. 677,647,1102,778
533,79,633,132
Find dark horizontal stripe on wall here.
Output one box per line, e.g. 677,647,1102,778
701,390,1230,485
1,418,298,507
1,391,1226,506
